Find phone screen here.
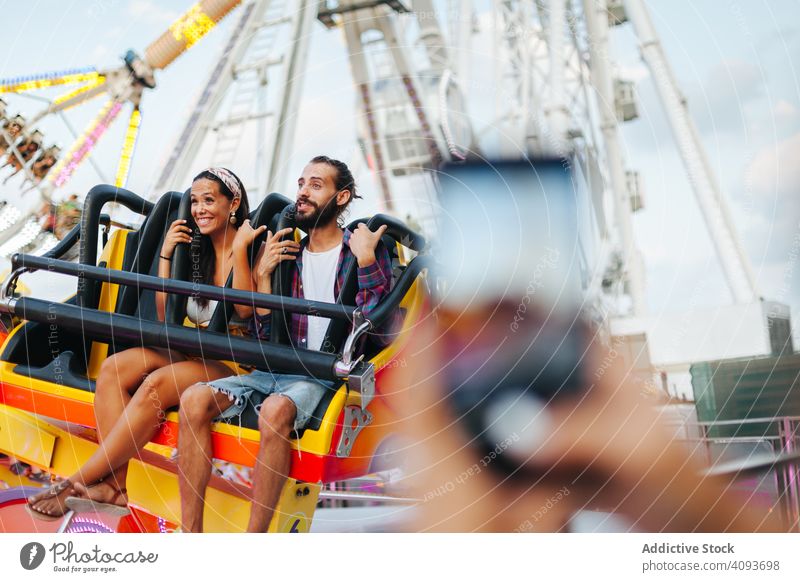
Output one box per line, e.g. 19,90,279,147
434,159,591,473
435,159,584,316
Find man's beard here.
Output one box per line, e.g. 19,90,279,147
294,197,340,231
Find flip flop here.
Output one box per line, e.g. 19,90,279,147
25,479,74,521
27,471,52,483
24,504,65,522
66,485,129,517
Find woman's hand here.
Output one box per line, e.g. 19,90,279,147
161,219,192,259
232,219,267,255
255,227,300,281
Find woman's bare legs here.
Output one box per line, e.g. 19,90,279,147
93,348,185,493
27,347,177,514
28,357,233,515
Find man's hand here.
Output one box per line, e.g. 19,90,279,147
349,223,388,267
232,219,266,255
254,227,300,281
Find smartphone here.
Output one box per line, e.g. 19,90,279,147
434,158,591,474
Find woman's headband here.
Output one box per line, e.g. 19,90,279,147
206,167,242,200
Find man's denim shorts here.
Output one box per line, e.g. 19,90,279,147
207,370,334,431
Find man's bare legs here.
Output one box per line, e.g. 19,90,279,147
178,389,296,532
177,385,234,533
247,395,295,532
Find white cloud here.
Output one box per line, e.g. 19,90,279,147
90,45,109,62
689,59,763,136
104,26,124,40
746,132,800,197
127,0,180,28
773,99,799,127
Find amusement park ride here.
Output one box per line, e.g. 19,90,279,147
0,0,793,532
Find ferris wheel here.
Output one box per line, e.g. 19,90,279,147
0,0,475,256
0,0,764,334
0,0,244,255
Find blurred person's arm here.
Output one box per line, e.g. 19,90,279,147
389,313,785,533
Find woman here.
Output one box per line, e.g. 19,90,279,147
27,167,260,519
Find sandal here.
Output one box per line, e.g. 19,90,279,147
66,483,130,517
25,479,74,521
27,471,52,484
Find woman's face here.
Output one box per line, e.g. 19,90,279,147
190,178,238,237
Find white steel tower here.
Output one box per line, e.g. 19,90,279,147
488,0,759,314
153,0,319,200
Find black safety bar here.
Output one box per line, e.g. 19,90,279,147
12,253,357,320
117,191,183,318
270,203,296,345
8,297,339,379
206,193,294,333
361,213,427,252
79,185,155,308
367,255,430,328
320,214,426,354
166,189,192,325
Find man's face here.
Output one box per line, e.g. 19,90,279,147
295,162,345,230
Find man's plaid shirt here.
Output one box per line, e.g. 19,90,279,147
251,228,397,350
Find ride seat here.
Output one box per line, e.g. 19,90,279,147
216,214,426,439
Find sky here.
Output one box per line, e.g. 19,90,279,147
0,0,798,348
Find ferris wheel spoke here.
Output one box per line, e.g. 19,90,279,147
48,100,125,189
1,2,244,197
48,78,108,112
114,107,142,189
0,68,103,94
145,0,243,70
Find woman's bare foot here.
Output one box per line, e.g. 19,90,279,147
74,481,128,507
67,481,130,516
26,479,74,519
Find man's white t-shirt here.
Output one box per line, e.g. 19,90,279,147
301,243,342,351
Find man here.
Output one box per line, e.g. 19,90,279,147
177,155,395,532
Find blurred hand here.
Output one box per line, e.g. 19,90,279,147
388,313,785,533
